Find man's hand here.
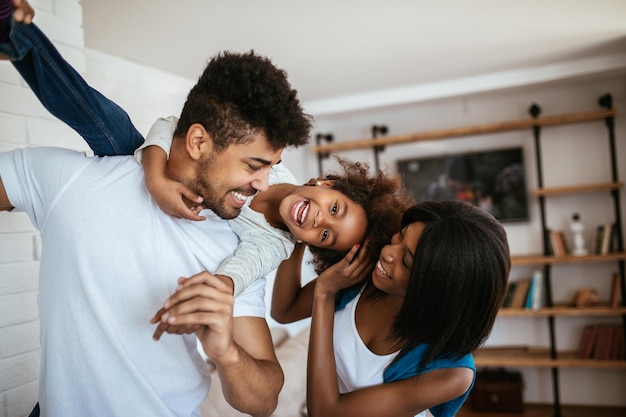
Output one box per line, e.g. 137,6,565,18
150,272,238,362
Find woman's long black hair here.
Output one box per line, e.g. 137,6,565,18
388,200,510,370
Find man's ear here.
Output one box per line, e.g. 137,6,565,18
185,123,212,160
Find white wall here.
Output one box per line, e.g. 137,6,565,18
0,1,196,416
0,0,625,415
307,78,626,407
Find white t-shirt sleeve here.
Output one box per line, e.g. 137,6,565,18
0,147,90,229
232,276,267,318
219,208,295,296
134,116,179,163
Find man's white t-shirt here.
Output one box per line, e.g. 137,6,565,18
0,147,266,417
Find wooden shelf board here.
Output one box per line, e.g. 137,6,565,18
310,108,617,153
457,403,626,417
499,305,626,317
473,347,626,369
534,182,624,196
511,252,626,266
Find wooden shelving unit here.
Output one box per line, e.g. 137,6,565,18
498,305,626,318
534,181,623,197
473,347,626,369
511,252,626,266
312,93,626,416
310,109,617,154
457,403,626,417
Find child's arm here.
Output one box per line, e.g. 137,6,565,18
211,161,301,296
151,208,298,339
217,208,296,296
270,242,317,323
138,116,205,221
271,240,372,324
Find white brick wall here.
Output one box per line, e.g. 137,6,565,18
0,1,193,415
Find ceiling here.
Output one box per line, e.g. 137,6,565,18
82,0,626,114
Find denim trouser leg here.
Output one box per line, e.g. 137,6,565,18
0,19,144,156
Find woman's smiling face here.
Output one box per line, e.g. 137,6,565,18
279,185,367,251
372,221,426,297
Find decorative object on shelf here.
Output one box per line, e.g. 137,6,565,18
469,369,524,413
573,287,599,307
570,213,588,256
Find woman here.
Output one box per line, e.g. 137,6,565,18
272,200,510,417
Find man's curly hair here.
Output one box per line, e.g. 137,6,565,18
308,157,415,274
174,50,312,151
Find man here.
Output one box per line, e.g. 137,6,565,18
0,2,311,416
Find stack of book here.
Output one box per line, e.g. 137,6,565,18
591,223,617,255
577,324,625,360
544,229,569,257
502,270,543,309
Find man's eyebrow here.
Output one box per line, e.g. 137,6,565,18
249,157,278,166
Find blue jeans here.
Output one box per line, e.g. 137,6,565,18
0,18,144,155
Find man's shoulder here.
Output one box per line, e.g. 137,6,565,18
5,147,137,172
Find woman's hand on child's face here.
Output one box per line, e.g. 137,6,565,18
148,177,206,221
316,239,373,295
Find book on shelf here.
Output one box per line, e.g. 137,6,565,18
548,229,567,257
601,223,613,254
592,223,616,255
610,271,622,308
523,271,543,310
530,270,543,310
524,275,535,309
510,277,531,309
502,281,518,308
594,326,613,360
577,325,598,359
614,326,626,360
577,324,625,360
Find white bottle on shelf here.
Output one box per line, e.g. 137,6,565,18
570,212,588,256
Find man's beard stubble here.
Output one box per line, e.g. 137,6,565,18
192,157,242,220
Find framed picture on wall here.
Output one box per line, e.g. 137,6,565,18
397,147,528,222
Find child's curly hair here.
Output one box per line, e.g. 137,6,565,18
308,157,415,274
